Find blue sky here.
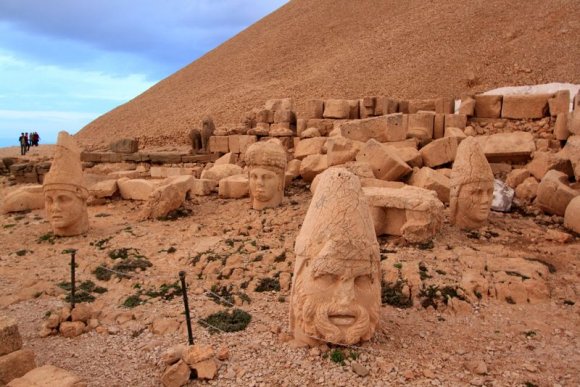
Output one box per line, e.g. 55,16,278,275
0,0,288,147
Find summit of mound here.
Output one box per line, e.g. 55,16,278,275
76,0,580,147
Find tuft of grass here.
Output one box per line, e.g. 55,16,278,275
255,277,281,292
93,266,112,281
329,349,346,365
381,280,413,308
274,251,286,262
123,294,145,308
393,262,403,270
144,281,182,301
37,232,57,244
3,224,16,229
90,236,113,250
15,249,29,256
419,285,465,309
65,291,95,304
198,308,252,333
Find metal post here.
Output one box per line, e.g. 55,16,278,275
179,271,194,345
70,250,76,310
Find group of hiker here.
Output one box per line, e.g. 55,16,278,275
18,132,40,155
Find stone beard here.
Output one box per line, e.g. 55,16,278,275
249,166,284,210
290,242,381,345
44,188,89,236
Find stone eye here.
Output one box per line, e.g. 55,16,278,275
355,274,372,287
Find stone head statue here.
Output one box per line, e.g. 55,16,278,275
449,137,494,229
245,141,287,210
43,131,89,236
290,168,381,346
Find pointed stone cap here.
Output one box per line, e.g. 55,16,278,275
450,136,493,188
295,168,379,267
43,131,88,198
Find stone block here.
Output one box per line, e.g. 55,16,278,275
356,139,411,181
434,98,455,114
0,349,36,385
445,114,467,129
273,109,294,124
299,127,321,138
89,179,118,198
7,365,87,387
501,94,551,119
360,178,405,189
229,135,257,155
408,167,451,203
110,138,138,153
564,196,580,234
340,113,405,143
214,153,237,165
515,177,539,202
375,97,399,115
359,97,376,118
384,145,423,168
433,113,445,139
363,186,444,243
475,132,536,163
59,321,86,338
299,154,328,182
554,114,570,141
147,152,184,164
305,119,334,136
398,100,409,114
458,96,475,116
305,100,324,119
150,167,193,178
569,111,580,135
296,119,307,136
117,178,158,200
444,127,467,143
347,99,360,119
323,99,350,119
408,99,436,113
0,185,44,214
326,137,362,166
160,360,190,387
191,179,218,196
407,112,434,144
139,182,187,220
256,109,274,124
265,98,294,112
269,124,294,137
208,136,229,153
526,152,573,180
218,174,249,199
474,95,502,118
0,318,22,357
506,169,531,189
536,170,579,216
559,135,580,180
200,164,243,182
294,137,327,159
548,90,570,116
420,137,458,168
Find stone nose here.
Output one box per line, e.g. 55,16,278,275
334,278,356,305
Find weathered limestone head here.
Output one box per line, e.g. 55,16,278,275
245,141,287,210
43,131,89,236
450,137,494,229
290,168,381,346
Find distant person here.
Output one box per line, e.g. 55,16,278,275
32,132,40,146
18,132,27,155
24,132,30,151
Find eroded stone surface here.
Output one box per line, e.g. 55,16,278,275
245,141,286,210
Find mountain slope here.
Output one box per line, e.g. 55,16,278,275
76,0,580,147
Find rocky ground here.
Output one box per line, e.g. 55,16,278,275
0,163,579,386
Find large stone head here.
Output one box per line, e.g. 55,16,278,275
449,137,494,229
43,131,89,236
290,168,381,346
245,141,287,210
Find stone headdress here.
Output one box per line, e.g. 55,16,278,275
245,141,287,175
43,131,88,198
449,137,493,220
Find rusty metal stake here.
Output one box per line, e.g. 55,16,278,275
179,271,194,345
70,250,76,310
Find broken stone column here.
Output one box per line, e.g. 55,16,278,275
290,168,380,346
450,137,494,229
43,131,89,236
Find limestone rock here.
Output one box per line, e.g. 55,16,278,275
420,137,458,168
182,344,214,366
445,114,467,129
305,99,324,119
526,152,572,180
474,95,502,118
218,174,249,199
161,360,190,387
554,113,570,141
299,127,321,138
475,132,536,162
228,135,257,155
536,170,579,216
110,138,138,153
340,113,405,143
59,321,85,338
161,344,186,366
208,136,229,153
89,180,118,199
501,94,551,119
558,135,580,180
0,317,22,357
7,365,86,387
444,127,467,143
117,178,158,201
491,179,514,212
326,137,362,166
385,145,423,168
364,186,444,243
200,164,243,181
150,167,194,178
151,318,180,335
0,185,44,214
70,304,93,323
564,196,580,234
323,99,350,119
407,112,434,144
505,169,531,189
294,137,327,159
515,177,539,202
356,139,411,181
408,167,451,203
0,349,36,386
548,90,570,116
139,183,185,220
299,154,328,182
458,96,476,116
191,179,218,196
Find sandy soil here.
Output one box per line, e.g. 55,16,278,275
0,145,56,160
1,176,578,387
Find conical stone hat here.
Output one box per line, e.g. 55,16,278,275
450,137,493,188
43,131,88,198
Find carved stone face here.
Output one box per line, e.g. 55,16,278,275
455,181,493,229
249,167,283,210
291,242,380,345
45,190,88,236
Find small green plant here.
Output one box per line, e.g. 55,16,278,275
144,281,182,301
65,291,95,304
37,232,57,244
198,308,252,333
157,207,192,221
329,349,346,365
93,266,112,281
3,224,16,229
393,262,403,270
123,294,145,308
208,284,234,306
58,280,107,303
349,350,359,360
15,249,29,256
381,280,412,308
274,251,286,262
238,292,251,304
418,285,465,309
90,236,113,250
255,277,281,292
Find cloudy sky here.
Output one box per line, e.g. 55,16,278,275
0,0,288,147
